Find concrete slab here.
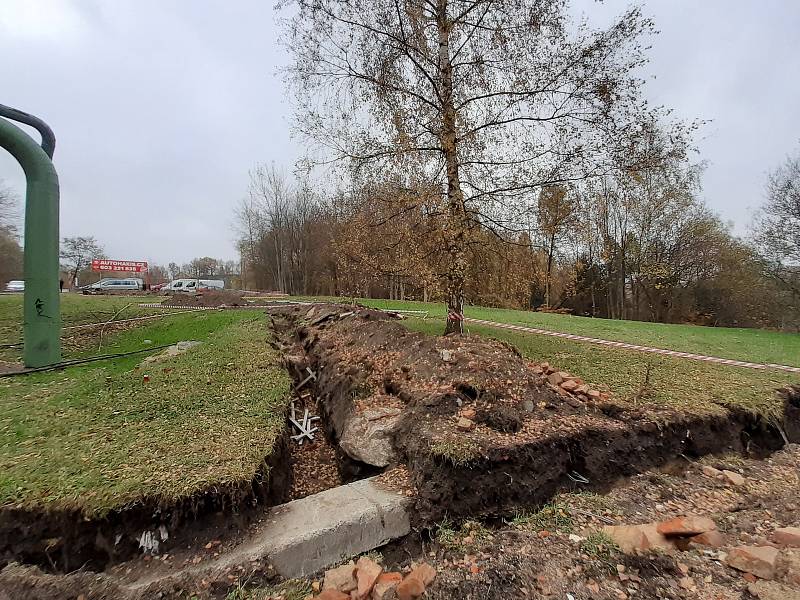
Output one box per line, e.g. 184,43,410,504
260,477,412,577
126,477,412,592
207,477,412,579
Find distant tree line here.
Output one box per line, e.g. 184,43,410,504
235,141,800,331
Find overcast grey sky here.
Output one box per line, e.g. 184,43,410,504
1,1,798,266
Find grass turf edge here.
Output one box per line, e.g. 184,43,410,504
0,312,293,570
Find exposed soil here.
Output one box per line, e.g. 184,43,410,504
287,391,343,499
4,445,799,599
161,291,247,307
267,303,800,524
375,443,800,600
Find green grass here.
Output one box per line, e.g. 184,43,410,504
298,296,800,367
510,501,574,533
580,531,620,560
225,579,313,600
436,518,492,552
0,293,181,362
0,308,290,516
404,319,798,417
430,437,482,465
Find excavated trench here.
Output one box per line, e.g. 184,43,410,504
269,309,384,491
3,301,798,580
0,304,376,574
267,303,800,524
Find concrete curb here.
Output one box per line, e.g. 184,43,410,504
257,477,412,577
126,478,412,592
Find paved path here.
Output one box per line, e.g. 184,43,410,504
464,317,800,374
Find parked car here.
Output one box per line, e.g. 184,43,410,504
161,279,224,294
4,280,24,292
82,278,143,294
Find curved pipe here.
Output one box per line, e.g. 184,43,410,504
0,110,61,367
0,103,56,158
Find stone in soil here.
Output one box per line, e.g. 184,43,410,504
340,407,402,467
778,549,800,585
722,469,746,486
455,416,475,431
747,580,800,600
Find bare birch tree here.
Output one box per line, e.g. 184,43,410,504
282,0,657,332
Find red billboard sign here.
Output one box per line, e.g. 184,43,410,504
91,259,148,273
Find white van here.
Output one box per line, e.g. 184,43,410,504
83,278,143,293
162,279,224,294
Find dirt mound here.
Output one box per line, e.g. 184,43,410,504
161,290,246,308
269,303,800,523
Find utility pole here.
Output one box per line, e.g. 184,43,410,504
0,104,61,367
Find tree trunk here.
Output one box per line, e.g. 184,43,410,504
545,231,556,306
437,0,467,335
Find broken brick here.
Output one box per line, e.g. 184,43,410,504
323,562,358,593
317,590,351,600
726,546,780,580
396,574,425,600
372,572,403,600
409,562,437,586
772,527,800,548
657,515,716,537
602,525,651,554
459,408,477,419
355,556,383,599
560,379,579,392
690,529,727,548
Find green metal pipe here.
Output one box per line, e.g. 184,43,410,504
0,113,61,367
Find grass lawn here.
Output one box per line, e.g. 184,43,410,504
298,297,800,367
0,307,290,516
405,318,798,418
0,293,181,362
